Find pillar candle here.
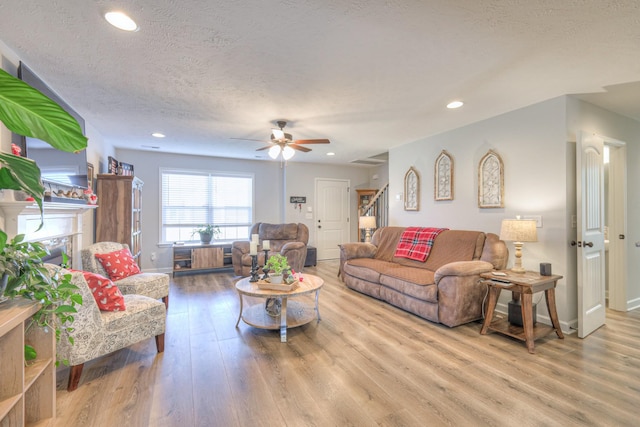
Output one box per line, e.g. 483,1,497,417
251,234,259,243
263,240,270,250
249,242,258,255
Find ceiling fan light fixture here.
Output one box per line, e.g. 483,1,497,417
272,128,285,140
282,145,295,160
268,145,281,159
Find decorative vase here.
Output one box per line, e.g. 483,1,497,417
199,232,213,244
265,297,282,317
270,274,284,284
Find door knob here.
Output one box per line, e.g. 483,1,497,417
584,241,593,247
570,241,578,247
318,225,322,229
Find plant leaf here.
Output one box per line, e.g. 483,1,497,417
0,68,87,152
24,344,37,361
0,153,44,215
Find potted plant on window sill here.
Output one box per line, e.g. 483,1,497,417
192,224,221,244
0,67,87,362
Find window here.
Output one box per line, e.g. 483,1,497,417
160,169,253,243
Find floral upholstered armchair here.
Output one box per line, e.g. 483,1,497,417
231,222,309,277
48,265,166,391
81,242,170,308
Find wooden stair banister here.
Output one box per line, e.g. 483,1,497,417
361,183,389,230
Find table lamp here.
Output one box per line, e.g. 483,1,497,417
499,217,537,273
359,216,377,243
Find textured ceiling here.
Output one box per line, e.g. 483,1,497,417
1,1,639,165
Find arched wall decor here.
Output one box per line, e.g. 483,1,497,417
404,167,420,211
478,149,504,208
434,150,454,201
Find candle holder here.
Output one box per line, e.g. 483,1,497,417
260,249,270,281
249,254,260,282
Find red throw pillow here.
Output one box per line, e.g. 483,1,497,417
94,248,141,281
76,270,126,311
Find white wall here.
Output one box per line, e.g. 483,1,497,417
389,95,640,329
115,149,371,271
567,97,640,310
116,149,285,271
284,162,371,244
389,97,574,327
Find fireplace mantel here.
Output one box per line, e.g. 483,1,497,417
0,201,97,268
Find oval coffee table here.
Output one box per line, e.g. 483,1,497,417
235,274,323,342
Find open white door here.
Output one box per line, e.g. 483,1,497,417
576,132,606,338
315,178,349,260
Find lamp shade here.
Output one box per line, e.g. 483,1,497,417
359,216,376,229
499,219,537,242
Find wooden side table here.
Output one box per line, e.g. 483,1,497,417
480,271,564,353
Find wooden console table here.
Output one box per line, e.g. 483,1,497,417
480,271,564,353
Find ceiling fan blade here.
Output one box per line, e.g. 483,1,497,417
290,144,311,152
230,137,266,142
255,145,273,151
293,139,330,144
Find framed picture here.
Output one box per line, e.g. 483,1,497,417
434,150,453,201
478,149,504,208
118,161,134,176
404,167,420,211
87,162,94,191
108,156,119,174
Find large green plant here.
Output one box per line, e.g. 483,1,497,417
0,68,87,214
0,66,88,361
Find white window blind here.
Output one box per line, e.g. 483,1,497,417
160,169,253,243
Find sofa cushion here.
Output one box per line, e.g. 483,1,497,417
423,230,485,271
259,223,300,240
380,268,438,303
370,228,485,271
344,258,397,282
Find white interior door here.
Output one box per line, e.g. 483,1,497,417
607,143,628,311
315,179,349,260
576,132,606,338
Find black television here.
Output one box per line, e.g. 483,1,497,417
18,62,89,189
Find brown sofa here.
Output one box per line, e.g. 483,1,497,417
232,222,309,276
339,227,508,327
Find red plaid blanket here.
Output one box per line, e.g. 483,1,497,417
394,227,448,262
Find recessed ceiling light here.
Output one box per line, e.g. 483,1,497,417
447,101,464,109
105,11,139,32
326,152,335,156
151,132,165,138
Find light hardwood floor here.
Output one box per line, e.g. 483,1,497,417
54,260,639,426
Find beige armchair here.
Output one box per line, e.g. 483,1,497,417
232,222,309,276
81,242,170,309
48,265,166,391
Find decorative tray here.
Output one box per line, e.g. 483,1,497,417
256,279,299,291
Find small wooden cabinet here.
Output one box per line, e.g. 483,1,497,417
95,175,144,264
356,189,377,242
173,243,232,276
0,299,55,426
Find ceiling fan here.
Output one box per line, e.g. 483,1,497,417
234,120,330,160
